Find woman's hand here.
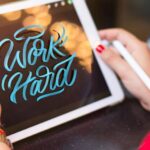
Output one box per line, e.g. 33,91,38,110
98,28,150,111
0,106,11,150
0,142,11,150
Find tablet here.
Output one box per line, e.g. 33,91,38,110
0,0,124,143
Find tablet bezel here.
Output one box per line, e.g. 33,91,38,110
0,0,124,143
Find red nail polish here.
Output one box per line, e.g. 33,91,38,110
96,44,105,53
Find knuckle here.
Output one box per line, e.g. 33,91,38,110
102,50,114,62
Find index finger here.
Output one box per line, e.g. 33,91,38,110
99,28,140,46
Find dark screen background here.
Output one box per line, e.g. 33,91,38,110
0,1,110,135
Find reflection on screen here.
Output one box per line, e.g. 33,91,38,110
0,1,111,135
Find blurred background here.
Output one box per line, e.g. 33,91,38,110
86,0,150,41
0,0,150,40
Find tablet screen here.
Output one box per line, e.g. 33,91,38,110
0,1,111,135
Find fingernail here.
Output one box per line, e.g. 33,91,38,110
96,44,106,54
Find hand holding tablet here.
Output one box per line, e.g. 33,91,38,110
100,39,150,90
99,29,150,111
113,40,150,90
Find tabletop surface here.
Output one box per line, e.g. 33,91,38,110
14,98,150,150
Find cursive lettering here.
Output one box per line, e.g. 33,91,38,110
0,25,77,104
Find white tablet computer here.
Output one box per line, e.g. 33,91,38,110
0,0,124,143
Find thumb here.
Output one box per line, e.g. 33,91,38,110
96,44,131,80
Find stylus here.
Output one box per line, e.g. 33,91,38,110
112,40,150,90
